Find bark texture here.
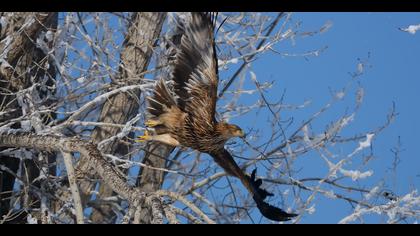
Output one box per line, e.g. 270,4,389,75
73,12,167,223
0,12,57,223
0,133,144,204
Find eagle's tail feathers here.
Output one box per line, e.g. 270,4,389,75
210,149,298,222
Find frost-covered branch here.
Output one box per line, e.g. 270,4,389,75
399,24,420,35
61,151,84,224
0,133,143,203
339,190,420,224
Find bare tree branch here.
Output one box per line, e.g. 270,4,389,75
61,151,84,224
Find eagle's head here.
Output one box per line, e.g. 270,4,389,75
218,122,245,139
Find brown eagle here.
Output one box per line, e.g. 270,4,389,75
138,12,297,222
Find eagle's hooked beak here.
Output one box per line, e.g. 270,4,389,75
238,129,246,138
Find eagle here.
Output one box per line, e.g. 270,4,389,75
138,12,297,222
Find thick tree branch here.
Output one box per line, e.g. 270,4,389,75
0,133,143,203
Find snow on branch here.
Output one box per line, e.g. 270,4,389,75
339,169,373,181
49,83,154,132
399,24,420,35
339,190,420,224
348,133,374,157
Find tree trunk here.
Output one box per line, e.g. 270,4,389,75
0,12,57,223
134,23,183,224
74,12,167,223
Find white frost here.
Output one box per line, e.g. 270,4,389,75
340,169,373,181
302,124,311,145
399,24,420,35
341,114,355,127
76,76,86,84
281,29,293,39
357,62,364,74
20,120,32,132
228,58,239,64
250,71,257,82
335,91,345,100
365,186,380,200
0,16,7,34
27,214,38,224
45,30,54,42
306,204,316,214
324,190,337,199
350,133,374,156
359,133,374,149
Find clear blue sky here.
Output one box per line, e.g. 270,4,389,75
223,12,420,223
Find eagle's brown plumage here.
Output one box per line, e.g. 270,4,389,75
140,12,297,221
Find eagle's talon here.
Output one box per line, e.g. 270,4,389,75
136,130,151,142
145,119,160,127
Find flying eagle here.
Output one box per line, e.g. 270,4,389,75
138,12,297,222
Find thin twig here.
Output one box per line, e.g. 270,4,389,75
218,13,284,98
61,151,84,224
155,190,215,224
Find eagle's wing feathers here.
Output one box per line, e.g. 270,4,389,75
147,79,177,118
172,13,218,124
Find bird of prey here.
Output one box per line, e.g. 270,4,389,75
138,12,297,222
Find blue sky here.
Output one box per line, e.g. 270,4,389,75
226,12,420,223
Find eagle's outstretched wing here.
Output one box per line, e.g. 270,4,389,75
172,13,219,125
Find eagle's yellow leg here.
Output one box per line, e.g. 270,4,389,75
136,130,151,142
136,130,179,146
145,119,161,127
